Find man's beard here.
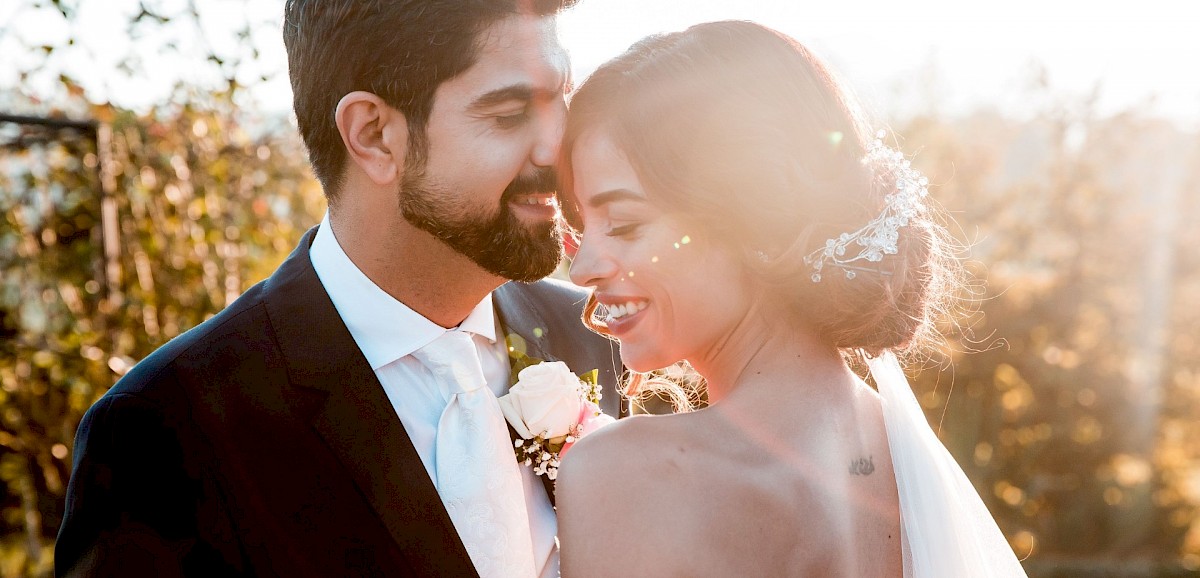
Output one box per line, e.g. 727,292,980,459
399,166,564,282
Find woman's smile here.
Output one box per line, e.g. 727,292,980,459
595,296,650,335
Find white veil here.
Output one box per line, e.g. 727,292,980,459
868,352,1028,578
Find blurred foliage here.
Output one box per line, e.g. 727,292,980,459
3,2,1200,577
0,87,323,577
900,92,1200,575
1,5,323,576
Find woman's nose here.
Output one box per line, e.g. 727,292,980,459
569,233,619,288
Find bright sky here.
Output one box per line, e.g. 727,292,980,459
2,0,1197,128
557,0,1199,127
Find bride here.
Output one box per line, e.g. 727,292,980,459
555,21,1027,577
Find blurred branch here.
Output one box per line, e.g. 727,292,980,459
0,113,95,133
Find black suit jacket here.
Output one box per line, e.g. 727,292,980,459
55,227,623,577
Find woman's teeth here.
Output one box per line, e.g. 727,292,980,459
606,301,647,321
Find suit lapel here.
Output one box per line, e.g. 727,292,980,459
493,282,553,365
494,281,624,417
493,282,560,504
495,280,634,505
262,227,479,578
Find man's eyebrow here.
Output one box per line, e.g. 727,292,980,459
588,188,646,208
471,85,536,109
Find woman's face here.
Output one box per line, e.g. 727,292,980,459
567,130,754,372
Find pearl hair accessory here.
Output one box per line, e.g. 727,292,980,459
804,131,929,282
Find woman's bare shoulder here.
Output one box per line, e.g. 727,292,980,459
557,413,681,495
556,414,700,576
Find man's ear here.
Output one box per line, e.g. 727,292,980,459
334,91,409,186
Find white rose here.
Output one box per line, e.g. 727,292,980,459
498,361,583,440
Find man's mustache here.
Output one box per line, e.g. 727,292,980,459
502,168,558,201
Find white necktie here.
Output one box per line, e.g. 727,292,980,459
412,330,537,578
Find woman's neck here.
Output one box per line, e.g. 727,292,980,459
691,308,852,405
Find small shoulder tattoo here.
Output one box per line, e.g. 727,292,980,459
849,456,875,476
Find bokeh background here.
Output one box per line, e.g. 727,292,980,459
1,1,1197,576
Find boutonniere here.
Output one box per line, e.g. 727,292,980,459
498,361,615,480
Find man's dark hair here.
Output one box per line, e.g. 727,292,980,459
283,0,577,202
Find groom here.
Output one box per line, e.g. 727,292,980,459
54,0,622,576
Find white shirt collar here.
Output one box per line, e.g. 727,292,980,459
309,212,497,371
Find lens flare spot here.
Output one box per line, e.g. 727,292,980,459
680,235,691,245
828,131,844,147
651,256,659,263
1012,531,1036,560
506,333,528,355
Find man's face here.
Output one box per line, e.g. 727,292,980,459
400,13,570,282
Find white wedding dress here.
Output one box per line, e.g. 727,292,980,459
867,352,1029,578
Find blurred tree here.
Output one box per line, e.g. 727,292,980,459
899,85,1200,575
0,0,283,117
1,4,322,576
0,86,323,577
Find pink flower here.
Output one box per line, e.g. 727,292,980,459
560,401,615,458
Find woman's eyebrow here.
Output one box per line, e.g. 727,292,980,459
587,188,645,208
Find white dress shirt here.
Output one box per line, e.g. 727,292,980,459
309,214,558,577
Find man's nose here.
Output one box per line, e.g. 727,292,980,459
530,102,566,168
